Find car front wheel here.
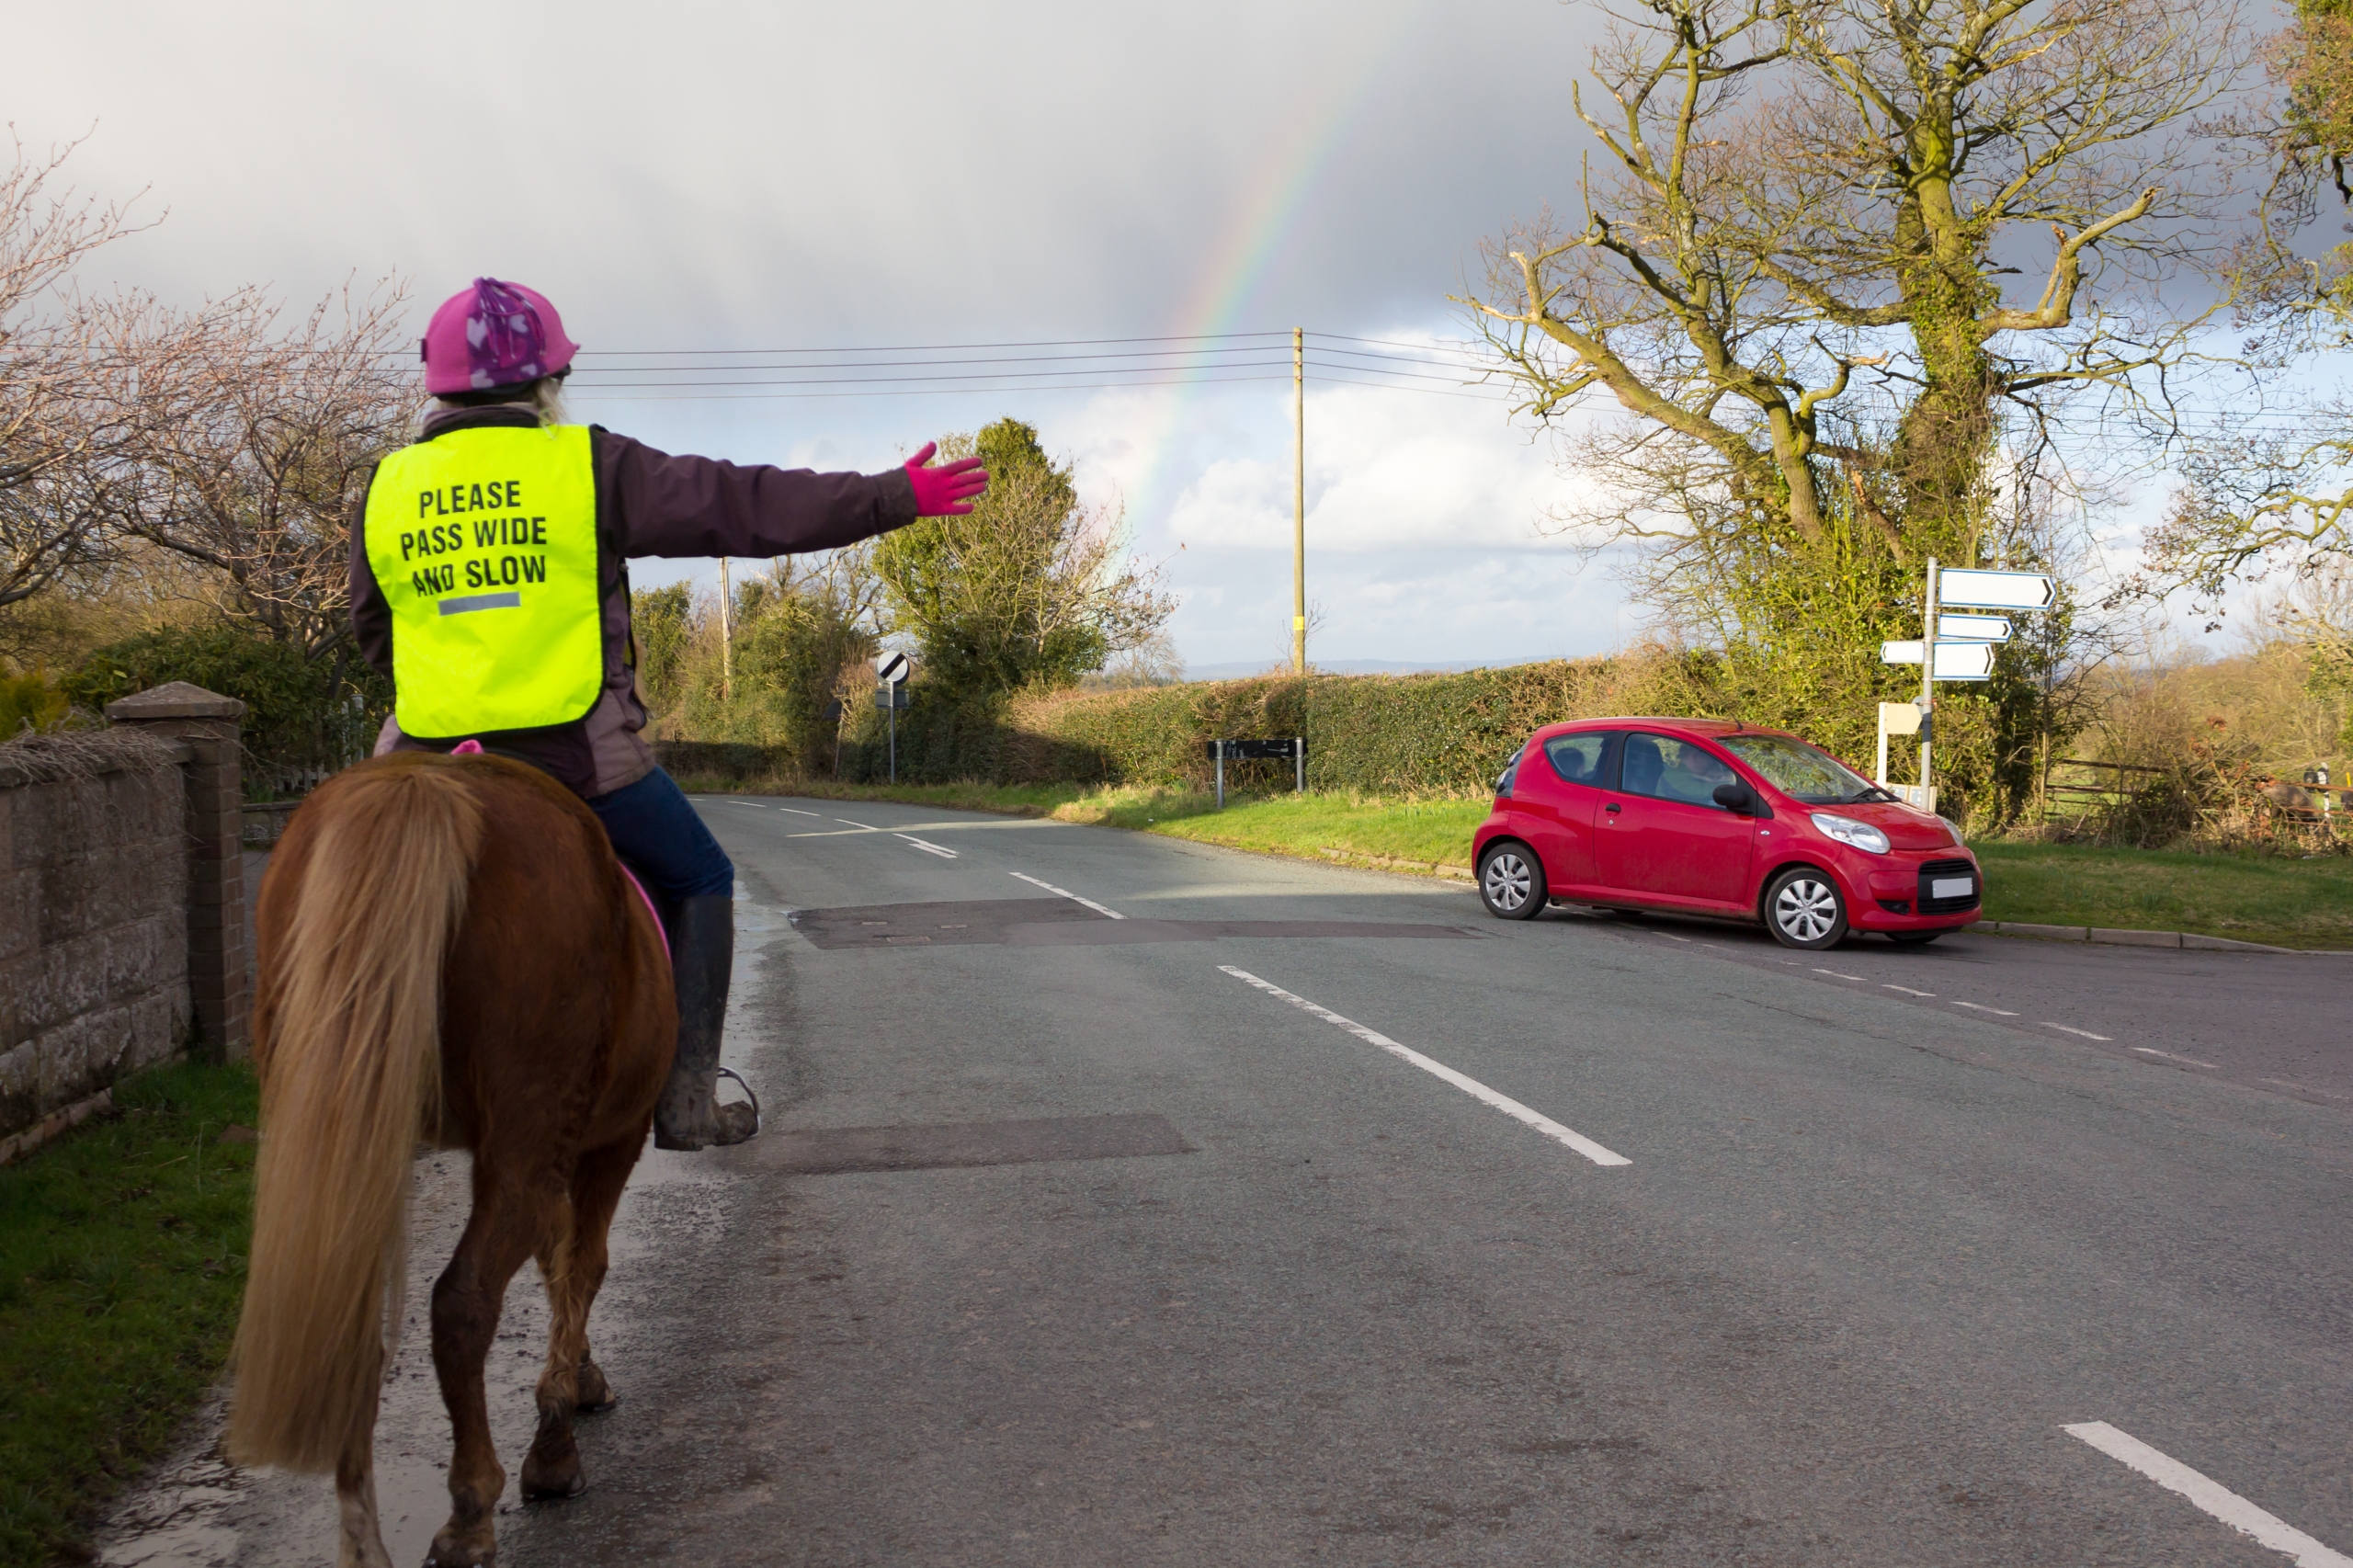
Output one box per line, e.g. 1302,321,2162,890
1764,867,1847,949
1479,843,1547,920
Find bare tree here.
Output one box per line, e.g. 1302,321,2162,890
108,281,418,661
0,131,153,611
1462,0,2250,567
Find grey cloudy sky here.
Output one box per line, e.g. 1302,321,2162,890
6,0,1649,669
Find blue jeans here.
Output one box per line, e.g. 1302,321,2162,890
585,767,735,901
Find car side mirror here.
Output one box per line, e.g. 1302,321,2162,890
1712,781,1756,813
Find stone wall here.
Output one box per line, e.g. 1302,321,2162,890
0,734,192,1151
0,683,250,1161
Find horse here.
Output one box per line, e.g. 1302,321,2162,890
224,749,677,1568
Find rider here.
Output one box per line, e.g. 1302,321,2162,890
348,278,986,1151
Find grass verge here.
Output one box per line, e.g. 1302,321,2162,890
0,1061,259,1564
1972,840,2353,949
676,775,1492,873
689,774,2353,947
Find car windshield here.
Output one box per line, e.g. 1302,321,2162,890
1718,733,1882,804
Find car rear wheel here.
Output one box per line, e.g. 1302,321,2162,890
1479,843,1547,920
1764,867,1847,949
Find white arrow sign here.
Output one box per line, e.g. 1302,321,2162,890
1938,613,2013,642
876,651,911,684
1938,568,2055,611
1881,640,1926,665
1930,640,1995,680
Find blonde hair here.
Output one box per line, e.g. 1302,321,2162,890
430,374,572,429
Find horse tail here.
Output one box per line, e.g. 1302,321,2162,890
226,761,484,1472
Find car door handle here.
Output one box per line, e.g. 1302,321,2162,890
1605,803,1621,813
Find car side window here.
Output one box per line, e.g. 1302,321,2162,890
1540,732,1610,788
1621,733,1737,809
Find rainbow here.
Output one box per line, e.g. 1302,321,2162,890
1117,14,1429,535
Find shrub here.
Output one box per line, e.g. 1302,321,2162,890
63,622,389,793
0,670,69,737
836,646,1749,795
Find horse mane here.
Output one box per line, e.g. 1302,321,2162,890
228,758,484,1472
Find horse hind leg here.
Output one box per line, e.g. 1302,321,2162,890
520,1192,587,1501
426,1182,548,1568
522,1136,639,1497
568,1137,640,1417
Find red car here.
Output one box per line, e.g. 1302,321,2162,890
1471,717,1982,949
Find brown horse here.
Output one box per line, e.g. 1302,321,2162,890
225,751,676,1567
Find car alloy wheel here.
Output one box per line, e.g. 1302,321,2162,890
1479,843,1546,920
1765,868,1847,949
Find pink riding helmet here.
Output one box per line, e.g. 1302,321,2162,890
419,278,579,395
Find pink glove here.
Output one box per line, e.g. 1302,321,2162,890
904,441,989,517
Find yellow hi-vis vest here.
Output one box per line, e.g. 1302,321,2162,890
362,424,604,739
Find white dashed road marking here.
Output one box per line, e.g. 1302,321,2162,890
2044,1023,2114,1041
1882,983,1936,997
1814,969,1867,982
776,806,821,816
1008,871,1125,919
2063,1422,2352,1567
2133,1047,2219,1069
1220,966,1630,1168
897,835,959,858
1951,1001,2018,1016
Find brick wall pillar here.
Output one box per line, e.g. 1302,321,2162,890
106,683,249,1062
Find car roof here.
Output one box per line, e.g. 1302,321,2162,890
1532,716,1798,743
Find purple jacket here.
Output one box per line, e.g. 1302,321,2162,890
350,405,917,796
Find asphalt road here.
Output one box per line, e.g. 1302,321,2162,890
106,796,2353,1566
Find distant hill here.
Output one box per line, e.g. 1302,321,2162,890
1181,656,1567,681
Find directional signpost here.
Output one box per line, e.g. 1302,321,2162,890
876,652,912,783
1937,567,2057,611
1937,613,2012,642
1879,560,2057,808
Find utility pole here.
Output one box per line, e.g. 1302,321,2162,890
719,556,733,702
1292,325,1306,676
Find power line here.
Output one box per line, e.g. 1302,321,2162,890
582,330,1295,358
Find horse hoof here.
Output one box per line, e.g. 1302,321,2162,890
423,1534,495,1567
519,1451,588,1502
574,1359,619,1414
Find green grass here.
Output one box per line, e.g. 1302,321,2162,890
1973,839,2353,949
0,1061,259,1565
682,776,1495,873
695,775,2353,947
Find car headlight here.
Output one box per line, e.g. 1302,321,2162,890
1938,815,1965,846
1810,812,1891,855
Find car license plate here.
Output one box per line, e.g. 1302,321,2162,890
1931,876,1973,899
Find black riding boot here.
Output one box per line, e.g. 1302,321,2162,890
653,894,759,1151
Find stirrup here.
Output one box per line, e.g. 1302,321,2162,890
713,1066,761,1140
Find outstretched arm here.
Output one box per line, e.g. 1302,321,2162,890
601,431,924,559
